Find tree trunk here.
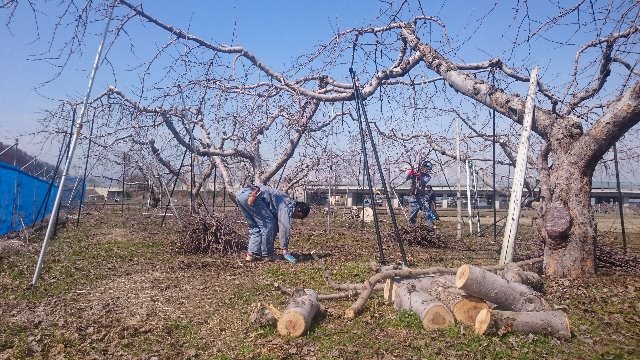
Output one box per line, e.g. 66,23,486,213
541,164,596,278
456,264,549,312
393,284,455,330
149,183,161,208
475,308,571,339
276,289,320,337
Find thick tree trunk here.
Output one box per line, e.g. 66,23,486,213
277,289,320,337
541,164,596,278
475,308,571,339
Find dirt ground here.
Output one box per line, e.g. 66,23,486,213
0,205,639,359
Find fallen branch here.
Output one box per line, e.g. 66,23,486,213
428,276,489,327
345,266,456,319
249,302,281,327
499,262,544,292
275,282,362,301
312,253,386,291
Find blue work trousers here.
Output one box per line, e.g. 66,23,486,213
236,187,277,257
407,195,434,227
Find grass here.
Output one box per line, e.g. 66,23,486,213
0,208,639,359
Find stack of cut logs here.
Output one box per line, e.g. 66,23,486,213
250,261,571,339
385,263,571,339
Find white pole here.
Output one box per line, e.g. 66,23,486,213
0,142,17,157
327,108,334,233
158,175,181,223
32,0,118,286
456,117,462,240
499,66,540,265
472,162,481,235
20,157,37,171
66,175,81,207
466,158,472,233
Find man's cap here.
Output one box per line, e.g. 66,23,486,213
421,160,433,169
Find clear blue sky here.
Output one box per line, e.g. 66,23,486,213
0,0,525,164
0,1,389,162
0,0,625,173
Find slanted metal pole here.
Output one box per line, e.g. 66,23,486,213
613,143,627,254
158,175,181,223
500,66,539,265
122,152,126,214
456,117,463,240
466,159,473,233
32,0,118,286
0,142,17,157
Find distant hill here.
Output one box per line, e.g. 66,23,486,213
0,141,59,179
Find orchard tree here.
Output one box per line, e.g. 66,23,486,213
5,1,639,277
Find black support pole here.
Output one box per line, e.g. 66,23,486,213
613,143,627,254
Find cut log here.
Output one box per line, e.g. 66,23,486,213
475,308,571,339
277,289,320,337
383,275,435,304
427,277,489,327
499,263,544,293
394,284,455,330
456,264,549,312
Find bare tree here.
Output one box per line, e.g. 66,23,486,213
6,0,639,278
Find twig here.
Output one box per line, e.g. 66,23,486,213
312,253,385,291
275,282,363,301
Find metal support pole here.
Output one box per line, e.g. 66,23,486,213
613,143,628,254
32,0,118,286
466,159,473,233
121,152,126,214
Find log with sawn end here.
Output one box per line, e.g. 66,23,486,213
277,289,320,337
456,264,549,312
394,284,455,330
475,308,571,339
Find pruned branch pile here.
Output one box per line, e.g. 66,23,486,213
173,213,246,255
392,225,448,248
596,247,640,274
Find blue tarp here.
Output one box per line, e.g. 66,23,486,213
0,162,59,235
